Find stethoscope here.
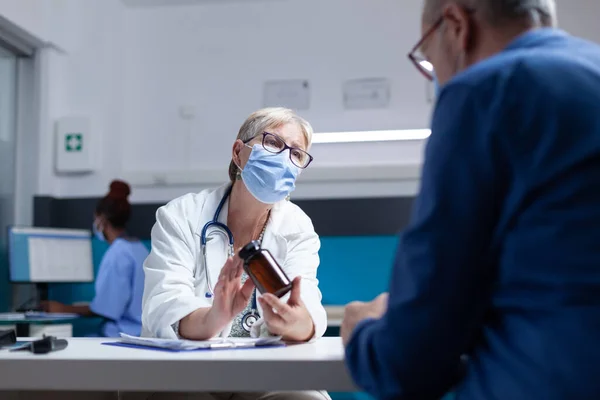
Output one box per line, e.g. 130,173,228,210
199,185,260,333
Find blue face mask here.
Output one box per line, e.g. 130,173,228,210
241,144,300,204
93,221,106,242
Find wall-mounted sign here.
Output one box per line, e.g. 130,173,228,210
343,78,391,110
263,79,310,110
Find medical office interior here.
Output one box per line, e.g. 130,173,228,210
0,0,598,398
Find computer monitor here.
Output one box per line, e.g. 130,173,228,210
8,226,94,283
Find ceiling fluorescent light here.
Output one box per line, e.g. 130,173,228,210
312,129,431,144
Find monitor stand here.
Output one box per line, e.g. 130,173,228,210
36,283,49,303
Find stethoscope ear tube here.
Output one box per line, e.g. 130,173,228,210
199,185,236,298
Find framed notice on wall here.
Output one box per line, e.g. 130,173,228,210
263,79,310,110
343,78,391,110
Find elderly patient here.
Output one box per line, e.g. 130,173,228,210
342,1,600,400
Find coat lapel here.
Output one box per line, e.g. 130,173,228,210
260,201,288,266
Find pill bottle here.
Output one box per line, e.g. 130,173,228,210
238,240,292,298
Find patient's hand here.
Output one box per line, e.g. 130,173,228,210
341,292,389,346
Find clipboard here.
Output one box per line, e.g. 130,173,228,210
102,333,285,352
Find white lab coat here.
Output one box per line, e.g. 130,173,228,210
141,183,327,340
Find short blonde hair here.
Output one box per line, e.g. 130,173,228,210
228,107,314,182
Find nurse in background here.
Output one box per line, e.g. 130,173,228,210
42,180,149,337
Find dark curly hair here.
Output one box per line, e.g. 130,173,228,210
95,180,132,228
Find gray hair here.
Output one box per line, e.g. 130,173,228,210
424,0,557,27
228,107,314,182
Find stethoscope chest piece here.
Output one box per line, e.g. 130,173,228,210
241,310,260,332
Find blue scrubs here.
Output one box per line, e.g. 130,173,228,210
90,238,148,337
346,29,600,400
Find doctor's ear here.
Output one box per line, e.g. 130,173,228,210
231,139,246,169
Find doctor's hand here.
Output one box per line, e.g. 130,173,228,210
341,292,389,346
207,256,255,327
258,277,315,342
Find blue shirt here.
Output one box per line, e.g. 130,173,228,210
345,29,600,400
90,238,148,337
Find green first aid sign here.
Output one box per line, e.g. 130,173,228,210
65,133,83,152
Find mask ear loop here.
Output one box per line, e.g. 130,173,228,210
233,142,254,180
94,217,105,235
234,160,243,180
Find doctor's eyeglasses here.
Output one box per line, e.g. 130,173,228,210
245,132,314,169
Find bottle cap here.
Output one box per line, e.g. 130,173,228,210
238,240,261,261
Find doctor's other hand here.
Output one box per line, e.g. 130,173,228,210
341,292,389,346
258,277,315,342
40,300,69,313
208,256,255,327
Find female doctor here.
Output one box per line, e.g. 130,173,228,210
140,108,328,400
142,107,327,345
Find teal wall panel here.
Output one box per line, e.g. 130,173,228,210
43,235,398,336
48,236,398,307
318,236,397,304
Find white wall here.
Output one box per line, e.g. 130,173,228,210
121,0,430,169
556,1,600,40
0,0,126,199
3,0,600,203
43,0,127,199
0,0,65,45
119,0,432,202
116,0,600,203
1,0,430,202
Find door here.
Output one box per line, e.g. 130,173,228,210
0,45,18,311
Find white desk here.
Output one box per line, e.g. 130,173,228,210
0,337,355,392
